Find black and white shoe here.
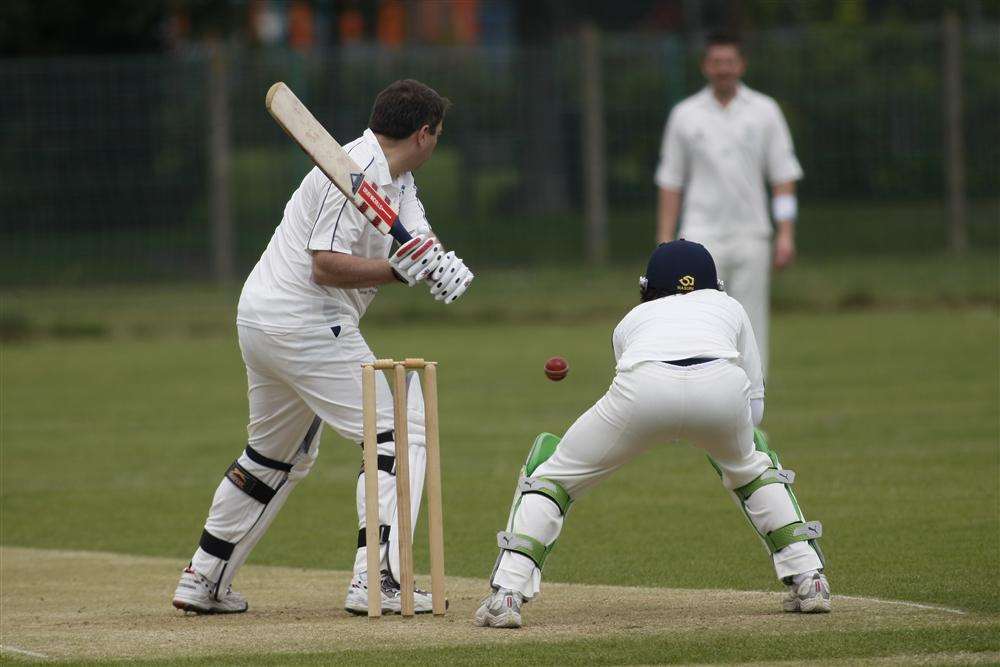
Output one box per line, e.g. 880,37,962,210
344,570,442,615
172,566,248,614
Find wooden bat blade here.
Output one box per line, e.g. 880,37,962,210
265,82,411,244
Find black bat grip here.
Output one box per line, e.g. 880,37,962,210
388,217,412,244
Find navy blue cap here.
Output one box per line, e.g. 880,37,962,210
641,239,720,295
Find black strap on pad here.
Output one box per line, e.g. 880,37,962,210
357,524,391,548
244,444,293,472
225,460,277,504
199,529,236,560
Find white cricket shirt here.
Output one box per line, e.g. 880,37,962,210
654,84,802,240
237,129,432,331
612,289,764,398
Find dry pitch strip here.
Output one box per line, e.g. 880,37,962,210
1,547,992,663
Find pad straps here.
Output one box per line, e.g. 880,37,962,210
199,529,235,560
357,524,391,548
518,475,572,516
764,520,823,553
244,444,292,472
225,461,277,504
497,531,552,569
733,467,796,502
358,454,397,477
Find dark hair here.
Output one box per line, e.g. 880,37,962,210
369,79,451,140
640,285,673,303
704,31,743,55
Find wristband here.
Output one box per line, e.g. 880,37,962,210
772,194,797,222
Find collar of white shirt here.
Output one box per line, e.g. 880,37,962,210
700,83,750,111
361,128,396,187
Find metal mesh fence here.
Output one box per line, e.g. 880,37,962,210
1,23,997,286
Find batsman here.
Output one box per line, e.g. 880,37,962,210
475,240,829,628
172,79,470,615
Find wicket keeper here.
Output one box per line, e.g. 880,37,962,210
475,240,829,629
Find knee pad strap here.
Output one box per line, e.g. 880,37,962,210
357,524,391,548
518,475,572,516
358,454,396,477
733,467,795,502
244,444,293,472
225,461,277,504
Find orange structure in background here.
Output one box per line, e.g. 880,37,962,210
377,0,407,47
288,0,314,51
339,2,365,44
452,0,479,44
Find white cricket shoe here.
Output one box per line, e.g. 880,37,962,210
474,588,523,628
344,570,441,615
172,566,248,614
783,571,832,613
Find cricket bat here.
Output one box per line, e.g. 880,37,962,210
265,82,412,244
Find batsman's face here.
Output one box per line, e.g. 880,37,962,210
702,45,745,95
413,122,442,170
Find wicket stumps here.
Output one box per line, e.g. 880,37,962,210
361,358,445,618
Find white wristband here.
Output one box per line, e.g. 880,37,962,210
772,194,797,222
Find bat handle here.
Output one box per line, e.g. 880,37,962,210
388,218,412,244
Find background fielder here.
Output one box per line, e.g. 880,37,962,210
173,79,471,615
655,32,803,376
475,240,828,629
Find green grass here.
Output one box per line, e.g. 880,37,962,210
2,255,998,663
1,196,996,285
3,252,997,342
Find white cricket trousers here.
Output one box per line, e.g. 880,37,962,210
189,323,425,585
493,359,822,598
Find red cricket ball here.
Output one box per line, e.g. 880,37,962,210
544,356,569,381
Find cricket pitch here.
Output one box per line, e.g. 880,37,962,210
0,547,992,663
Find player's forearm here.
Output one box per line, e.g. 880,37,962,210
775,219,795,240
656,188,682,243
311,251,396,288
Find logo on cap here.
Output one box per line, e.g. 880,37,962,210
677,275,695,291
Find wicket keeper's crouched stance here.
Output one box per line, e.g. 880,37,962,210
173,80,471,615
475,240,829,629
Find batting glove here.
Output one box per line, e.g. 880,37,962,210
388,235,444,287
428,251,474,304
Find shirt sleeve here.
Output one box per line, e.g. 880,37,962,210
653,108,687,190
397,182,433,239
736,305,766,399
304,156,373,255
765,103,804,185
612,321,625,364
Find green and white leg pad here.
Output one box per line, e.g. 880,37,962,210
490,433,573,599
711,428,825,580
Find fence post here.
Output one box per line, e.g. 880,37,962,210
209,38,235,284
942,10,967,253
580,22,608,265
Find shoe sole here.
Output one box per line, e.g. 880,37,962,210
474,611,522,629
172,598,248,615
800,598,832,613
783,598,832,614
344,606,437,616
344,597,449,616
